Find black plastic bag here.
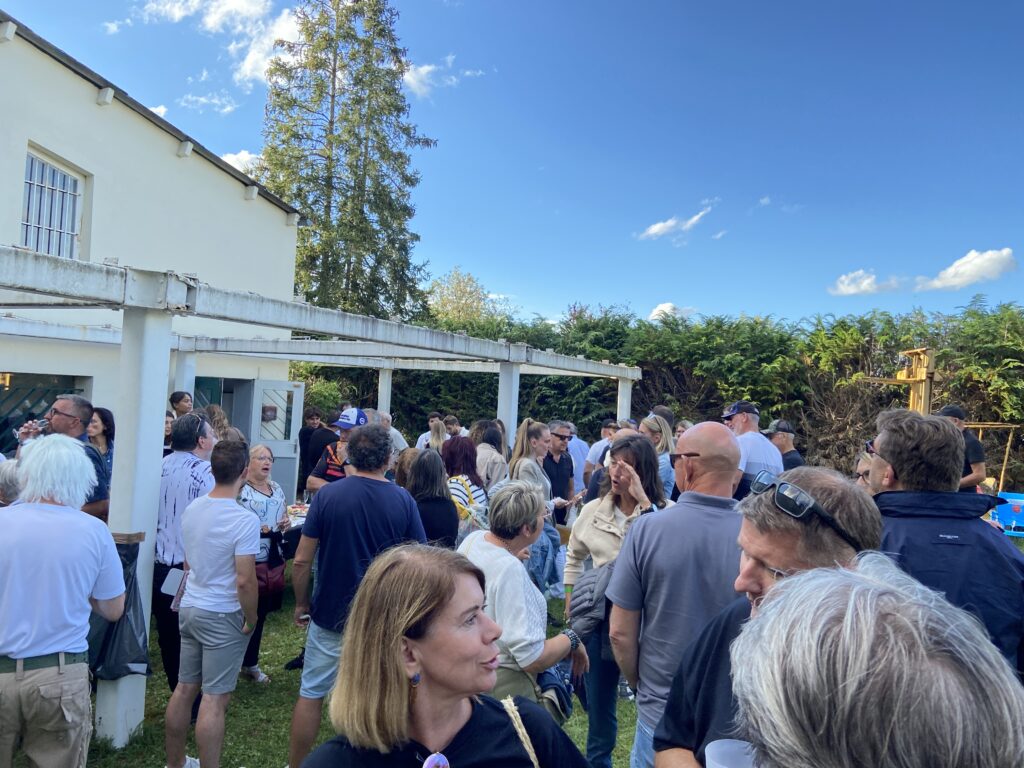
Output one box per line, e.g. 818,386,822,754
88,542,151,679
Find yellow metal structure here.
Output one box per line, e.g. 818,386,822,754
863,348,940,415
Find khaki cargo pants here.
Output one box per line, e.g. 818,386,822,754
0,660,91,768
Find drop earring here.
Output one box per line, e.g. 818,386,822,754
410,672,421,688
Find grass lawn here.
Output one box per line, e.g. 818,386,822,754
84,572,636,767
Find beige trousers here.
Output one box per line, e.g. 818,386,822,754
0,661,91,768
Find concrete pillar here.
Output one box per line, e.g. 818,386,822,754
95,307,173,746
616,378,633,422
377,365,393,415
172,350,196,397
497,362,521,447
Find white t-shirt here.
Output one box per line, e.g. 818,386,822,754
457,531,547,669
180,495,260,613
586,437,610,466
736,431,784,477
0,502,125,657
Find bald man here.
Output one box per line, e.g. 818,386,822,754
607,422,743,768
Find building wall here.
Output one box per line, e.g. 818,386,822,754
0,28,298,353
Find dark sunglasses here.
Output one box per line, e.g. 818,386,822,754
552,433,572,441
669,451,700,467
750,470,864,552
864,438,888,460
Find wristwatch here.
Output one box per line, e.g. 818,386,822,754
562,627,581,652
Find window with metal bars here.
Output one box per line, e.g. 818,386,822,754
20,152,83,259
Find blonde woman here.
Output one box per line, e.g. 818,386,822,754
640,414,676,499
204,403,246,442
427,419,447,454
304,544,588,767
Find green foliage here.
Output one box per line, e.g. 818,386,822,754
296,296,1024,489
259,0,434,320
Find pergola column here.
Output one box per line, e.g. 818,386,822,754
94,307,172,746
497,362,521,447
376,364,393,415
616,377,633,422
172,350,196,397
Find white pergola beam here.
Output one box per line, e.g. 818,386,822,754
0,249,642,381
190,336,475,361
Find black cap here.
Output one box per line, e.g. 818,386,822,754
722,401,760,419
936,404,967,420
602,418,619,429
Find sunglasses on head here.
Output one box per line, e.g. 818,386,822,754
750,470,864,552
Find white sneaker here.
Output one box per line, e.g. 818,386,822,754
166,758,200,768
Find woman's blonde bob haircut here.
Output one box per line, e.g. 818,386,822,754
329,544,486,753
640,414,674,454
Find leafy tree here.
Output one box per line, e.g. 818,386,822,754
427,267,515,329
260,0,434,319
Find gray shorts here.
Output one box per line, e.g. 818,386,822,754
178,606,249,694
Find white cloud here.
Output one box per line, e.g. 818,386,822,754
103,18,132,34
915,248,1016,291
648,303,696,321
403,53,483,98
176,90,239,115
758,196,771,207
221,149,261,172
828,269,900,296
638,205,712,241
140,0,203,24
148,104,169,117
711,230,727,240
200,0,270,33
404,64,438,98
233,8,299,89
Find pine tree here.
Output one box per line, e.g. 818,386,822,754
260,0,434,319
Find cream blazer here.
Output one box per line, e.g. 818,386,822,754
564,494,649,587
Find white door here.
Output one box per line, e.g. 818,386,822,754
241,379,304,504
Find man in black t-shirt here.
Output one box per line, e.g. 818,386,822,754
544,420,575,524
653,466,882,766
936,404,986,493
761,419,805,471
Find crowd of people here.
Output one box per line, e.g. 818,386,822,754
2,388,1024,768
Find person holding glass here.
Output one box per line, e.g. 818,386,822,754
237,442,288,685
303,543,588,767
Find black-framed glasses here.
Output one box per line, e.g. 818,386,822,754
750,470,864,552
552,433,572,441
47,406,79,422
669,451,700,467
852,470,870,482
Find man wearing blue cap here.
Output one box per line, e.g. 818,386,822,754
721,402,783,500
305,407,368,493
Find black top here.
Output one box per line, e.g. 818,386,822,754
960,429,985,493
298,424,318,472
78,435,110,504
306,426,341,475
302,695,588,768
654,597,751,765
543,452,574,523
415,496,459,549
780,449,805,470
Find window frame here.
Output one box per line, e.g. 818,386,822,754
20,150,85,260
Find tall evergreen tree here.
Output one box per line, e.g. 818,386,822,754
260,0,434,319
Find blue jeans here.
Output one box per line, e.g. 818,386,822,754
630,715,655,768
584,630,619,768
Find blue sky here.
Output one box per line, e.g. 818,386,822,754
8,0,1023,323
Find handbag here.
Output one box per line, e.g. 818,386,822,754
501,697,541,768
255,561,286,595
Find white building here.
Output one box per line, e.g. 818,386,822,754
0,12,300,461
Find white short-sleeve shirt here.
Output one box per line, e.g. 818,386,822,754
180,495,260,613
0,502,125,657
